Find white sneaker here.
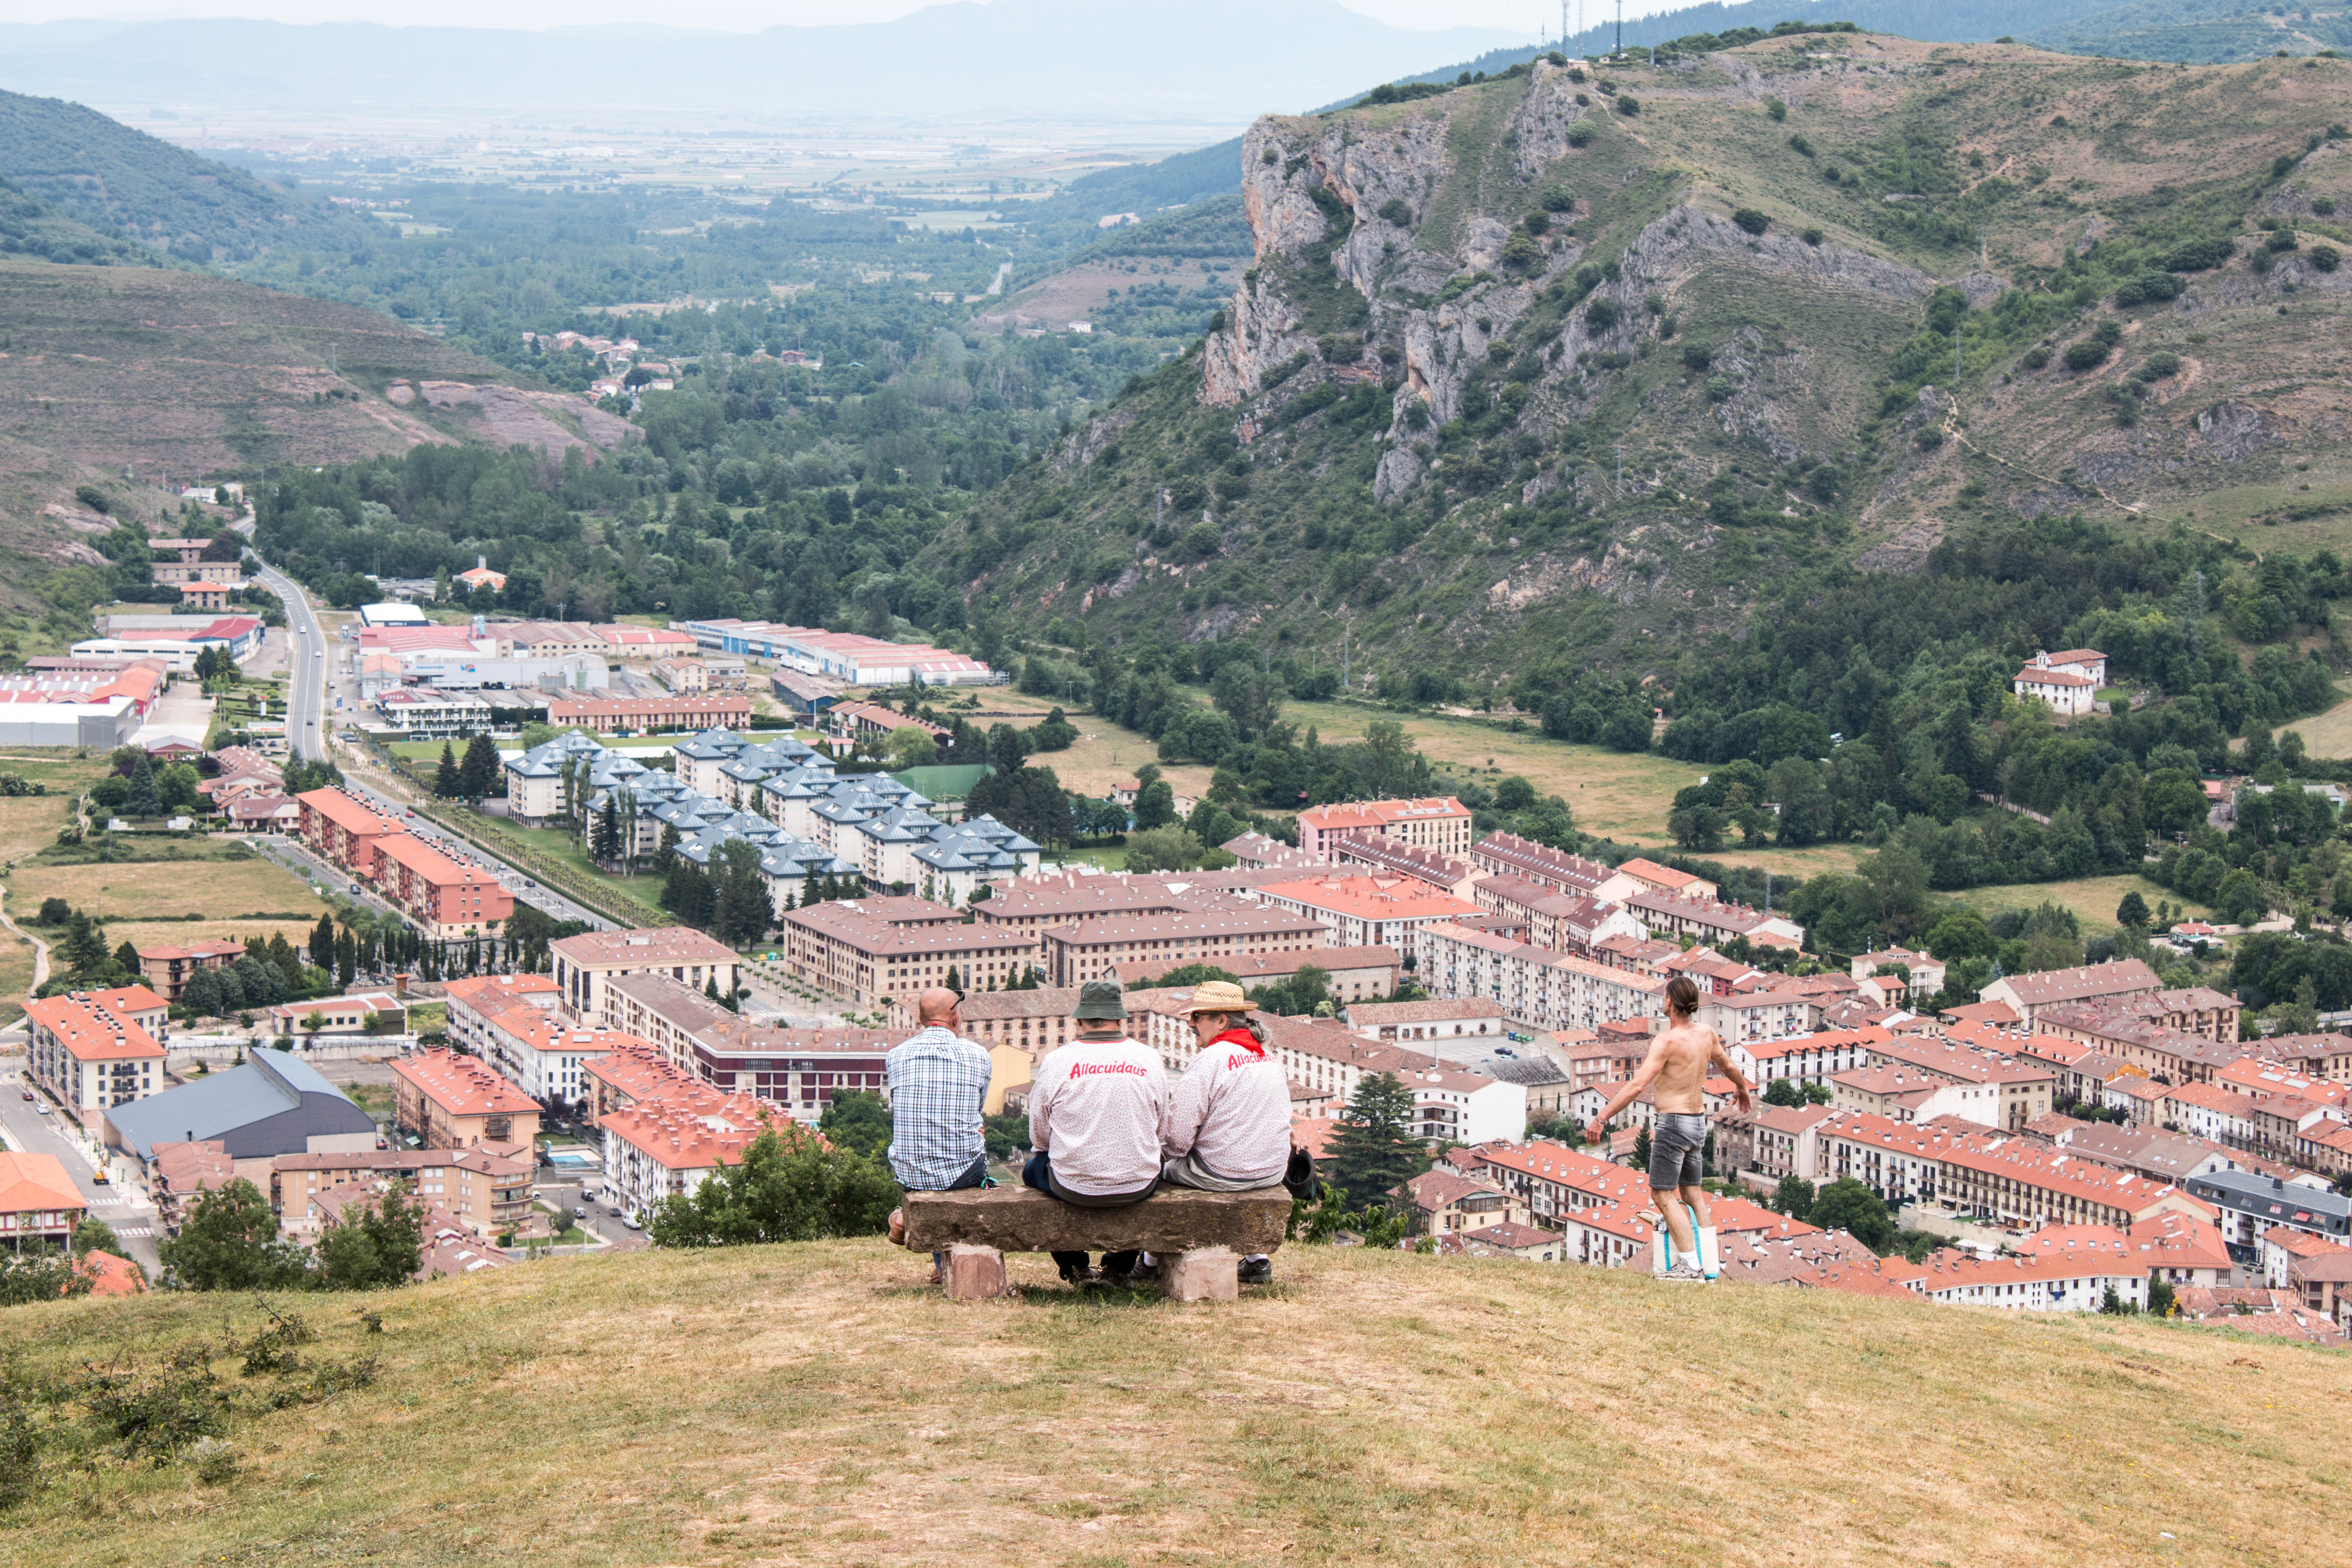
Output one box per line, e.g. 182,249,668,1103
1657,1262,1708,1282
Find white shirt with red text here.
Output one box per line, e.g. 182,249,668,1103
1029,1035,1168,1196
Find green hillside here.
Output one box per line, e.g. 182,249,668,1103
0,89,368,264
3,1242,2339,1565
934,38,2352,688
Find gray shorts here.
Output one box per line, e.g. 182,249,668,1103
1650,1112,1707,1190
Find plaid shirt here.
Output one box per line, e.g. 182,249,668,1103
885,1025,993,1190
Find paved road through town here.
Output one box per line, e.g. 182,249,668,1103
237,524,610,932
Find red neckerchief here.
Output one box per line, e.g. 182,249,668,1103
1212,1024,1264,1059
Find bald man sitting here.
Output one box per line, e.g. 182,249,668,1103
885,987,995,1284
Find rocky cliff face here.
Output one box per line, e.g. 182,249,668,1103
1199,61,1937,504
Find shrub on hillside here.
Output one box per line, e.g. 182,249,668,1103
2112,269,2184,307
1788,132,1814,156
1681,343,1712,371
2138,350,2182,380
1540,187,1576,212
1801,226,1824,246
1378,197,1412,227
2064,339,2110,371
1567,124,1596,148
73,484,109,514
2162,235,2235,271
1732,208,1770,236
2310,243,2342,271
1585,296,1622,331
1615,94,1641,115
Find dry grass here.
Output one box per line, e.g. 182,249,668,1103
1278,701,1704,843
8,850,327,928
6,1243,2340,1567
2277,687,2352,760
1950,873,2199,940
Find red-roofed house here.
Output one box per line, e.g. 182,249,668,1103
134,937,245,1003
392,1048,543,1152
2013,650,2102,716
296,787,406,878
1257,874,1483,950
372,832,513,939
600,1090,781,1222
25,992,168,1129
0,1151,87,1247
1295,797,1473,859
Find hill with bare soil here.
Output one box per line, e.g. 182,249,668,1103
2,1241,2339,1566
0,257,628,609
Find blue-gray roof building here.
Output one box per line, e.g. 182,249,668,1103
105,1050,380,1165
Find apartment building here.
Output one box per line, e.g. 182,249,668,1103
1325,832,1481,897
1978,959,2162,1031
1464,832,1617,897
581,1041,702,1127
391,1048,542,1152
1112,944,1400,1002
1865,1032,2057,1129
1295,797,1473,859
603,971,894,1117
781,898,1036,1005
601,1089,779,1222
1700,989,1827,1048
2032,1006,2248,1084
965,875,1191,937
1035,906,1325,989
2188,1170,2352,1251
549,926,741,1023
274,1147,532,1239
295,787,405,877
1470,875,1647,955
545,692,753,733
443,974,562,1058
1624,890,1805,951
133,937,246,1003
374,832,513,939
1255,874,1482,952
1412,921,1667,1035
24,989,169,1130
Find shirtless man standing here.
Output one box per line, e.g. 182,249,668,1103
1586,975,1755,1282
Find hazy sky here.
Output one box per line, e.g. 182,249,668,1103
9,0,1682,32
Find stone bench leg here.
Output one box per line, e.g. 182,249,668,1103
943,1244,1006,1302
1161,1246,1238,1303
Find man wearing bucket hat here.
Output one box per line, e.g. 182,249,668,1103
1161,979,1293,1285
1024,978,1169,1284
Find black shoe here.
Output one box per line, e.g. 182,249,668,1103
1238,1255,1273,1285
1059,1263,1099,1285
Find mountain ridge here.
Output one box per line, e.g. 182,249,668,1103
933,37,2352,696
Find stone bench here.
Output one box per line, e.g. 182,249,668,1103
901,1186,1292,1302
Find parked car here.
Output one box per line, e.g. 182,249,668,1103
622,1215,643,1231
572,1206,588,1219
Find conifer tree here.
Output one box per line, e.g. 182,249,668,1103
126,752,161,818
434,741,460,798
456,733,501,801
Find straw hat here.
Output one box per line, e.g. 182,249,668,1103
1178,979,1256,1015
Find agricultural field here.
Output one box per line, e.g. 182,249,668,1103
6,837,331,981
2275,684,2352,759
1279,698,1705,843
1948,873,2202,940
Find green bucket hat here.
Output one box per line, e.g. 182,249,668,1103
1074,978,1128,1021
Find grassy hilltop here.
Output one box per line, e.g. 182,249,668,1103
933,35,2352,683
5,1242,2340,1566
